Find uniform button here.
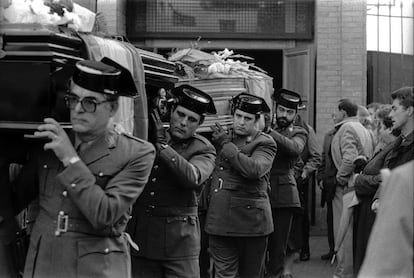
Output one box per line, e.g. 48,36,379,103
62,191,68,197
59,211,65,216
219,167,224,170
70,183,76,188
43,164,48,169
151,178,157,182
246,206,251,209
214,189,218,193
150,191,155,196
183,217,187,221
171,157,176,162
55,231,61,236
98,172,104,177
153,165,159,170
104,248,109,254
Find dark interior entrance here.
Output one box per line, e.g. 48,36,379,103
235,49,283,92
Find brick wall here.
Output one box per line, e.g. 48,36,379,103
316,0,367,141
313,0,367,233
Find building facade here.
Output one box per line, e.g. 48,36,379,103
80,0,372,229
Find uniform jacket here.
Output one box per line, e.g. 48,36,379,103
128,133,216,260
14,129,155,278
331,117,374,187
268,124,308,208
205,130,277,237
317,128,338,203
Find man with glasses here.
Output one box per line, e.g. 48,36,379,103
13,58,155,278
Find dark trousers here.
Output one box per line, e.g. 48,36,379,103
198,210,210,278
327,200,335,252
209,235,268,278
131,256,200,278
298,178,310,254
266,208,293,276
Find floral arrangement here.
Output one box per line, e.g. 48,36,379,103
168,47,268,80
1,0,95,32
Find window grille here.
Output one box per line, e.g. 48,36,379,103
127,0,314,40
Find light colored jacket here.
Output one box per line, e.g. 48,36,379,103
331,117,374,187
358,161,413,278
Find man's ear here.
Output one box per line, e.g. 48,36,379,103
109,101,119,117
407,106,413,117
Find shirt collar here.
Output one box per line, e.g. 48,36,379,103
334,116,359,128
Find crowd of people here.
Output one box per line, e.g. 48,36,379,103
317,88,413,278
0,57,412,278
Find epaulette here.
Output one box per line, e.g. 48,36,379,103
260,132,273,140
193,133,213,146
121,132,146,143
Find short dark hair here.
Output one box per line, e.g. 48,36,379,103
338,98,358,117
391,87,414,109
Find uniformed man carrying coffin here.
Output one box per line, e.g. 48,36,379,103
265,89,308,278
13,58,156,278
127,85,217,278
205,93,277,278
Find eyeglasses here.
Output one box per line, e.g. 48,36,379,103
64,94,110,113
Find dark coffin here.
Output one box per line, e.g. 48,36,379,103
0,24,84,132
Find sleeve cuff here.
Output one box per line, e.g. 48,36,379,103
57,160,95,190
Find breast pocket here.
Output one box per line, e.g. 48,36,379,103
164,215,200,258
77,237,129,278
229,197,268,234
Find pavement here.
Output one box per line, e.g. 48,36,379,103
291,236,336,278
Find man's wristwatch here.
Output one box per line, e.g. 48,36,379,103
63,156,81,167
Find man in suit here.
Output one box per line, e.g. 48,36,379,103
14,58,156,278
265,89,308,278
128,85,217,278
205,93,277,278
